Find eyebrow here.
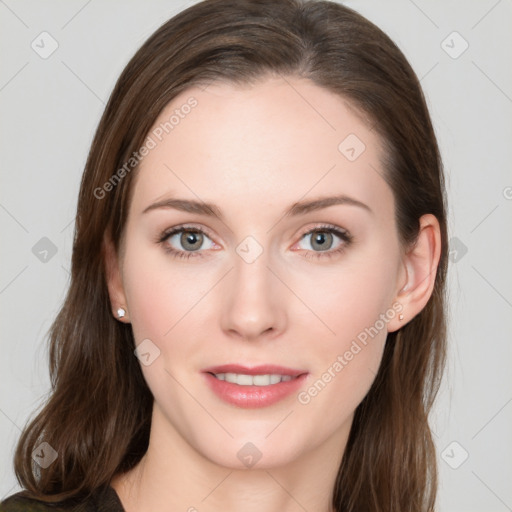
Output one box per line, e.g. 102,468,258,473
142,194,373,219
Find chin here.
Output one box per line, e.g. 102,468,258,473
192,432,305,471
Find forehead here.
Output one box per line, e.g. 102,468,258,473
130,77,393,220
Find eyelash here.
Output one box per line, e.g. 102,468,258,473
156,223,353,261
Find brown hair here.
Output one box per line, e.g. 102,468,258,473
11,1,448,510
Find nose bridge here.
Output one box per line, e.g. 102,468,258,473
221,234,284,340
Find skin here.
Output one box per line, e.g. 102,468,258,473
105,76,441,512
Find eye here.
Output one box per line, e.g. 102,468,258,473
158,225,216,260
157,223,353,261
294,224,353,260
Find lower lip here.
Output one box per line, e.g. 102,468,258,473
202,372,308,408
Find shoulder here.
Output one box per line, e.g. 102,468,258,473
0,491,68,512
0,487,123,512
0,487,120,512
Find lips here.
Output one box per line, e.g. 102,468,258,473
201,364,309,408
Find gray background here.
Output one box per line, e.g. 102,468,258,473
1,1,511,510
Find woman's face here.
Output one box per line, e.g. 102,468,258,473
114,76,406,469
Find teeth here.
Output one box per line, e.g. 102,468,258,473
214,373,295,386
269,374,281,384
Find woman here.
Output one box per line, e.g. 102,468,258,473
0,0,448,510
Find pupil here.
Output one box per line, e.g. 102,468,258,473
183,231,201,250
313,231,331,250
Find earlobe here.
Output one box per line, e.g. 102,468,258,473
103,234,130,323
388,214,442,332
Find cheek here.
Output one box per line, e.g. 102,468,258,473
121,247,204,402
292,243,398,415
124,268,171,342
297,246,399,345
122,239,205,341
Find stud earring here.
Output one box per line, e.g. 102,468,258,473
117,307,126,319
398,313,404,321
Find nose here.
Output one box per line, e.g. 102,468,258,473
220,250,286,342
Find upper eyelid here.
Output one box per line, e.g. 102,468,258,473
164,223,216,242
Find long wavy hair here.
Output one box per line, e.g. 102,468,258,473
10,1,448,510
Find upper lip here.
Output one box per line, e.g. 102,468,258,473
202,364,307,377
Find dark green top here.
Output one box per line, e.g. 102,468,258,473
0,486,124,512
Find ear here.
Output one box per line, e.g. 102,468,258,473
387,213,442,332
103,233,130,323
